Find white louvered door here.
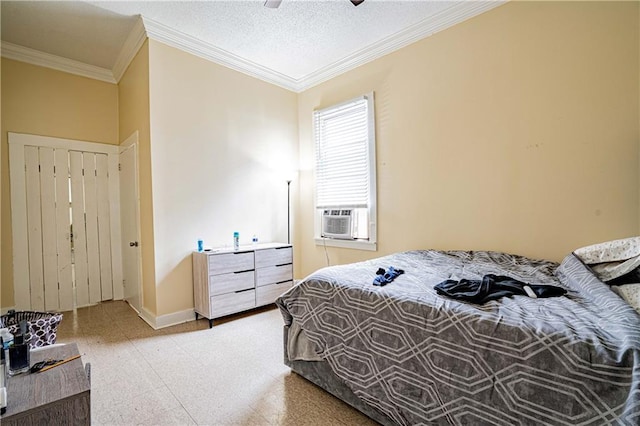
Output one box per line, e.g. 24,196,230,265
9,133,123,311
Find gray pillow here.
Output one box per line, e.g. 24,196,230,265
589,255,640,282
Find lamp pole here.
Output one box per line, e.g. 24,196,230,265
287,180,291,245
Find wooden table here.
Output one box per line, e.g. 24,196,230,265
0,343,90,425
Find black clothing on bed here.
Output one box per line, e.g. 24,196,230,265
434,274,567,304
607,265,640,286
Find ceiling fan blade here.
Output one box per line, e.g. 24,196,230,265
266,0,361,8
264,0,282,8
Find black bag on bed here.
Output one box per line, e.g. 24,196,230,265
434,274,566,304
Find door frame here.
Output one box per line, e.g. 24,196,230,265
9,132,123,309
119,132,143,313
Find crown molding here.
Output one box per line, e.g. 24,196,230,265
141,16,299,92
0,18,147,85
112,16,147,82
296,1,506,91
1,41,116,84
142,2,504,93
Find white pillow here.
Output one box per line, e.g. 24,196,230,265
574,236,640,264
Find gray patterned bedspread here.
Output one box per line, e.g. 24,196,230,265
276,250,640,425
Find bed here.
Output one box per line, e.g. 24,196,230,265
276,249,640,425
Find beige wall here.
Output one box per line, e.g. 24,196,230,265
0,60,2,311
1,1,638,319
118,40,157,315
147,40,298,316
1,57,3,307
296,1,640,277
1,59,118,309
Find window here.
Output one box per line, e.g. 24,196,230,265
313,92,376,251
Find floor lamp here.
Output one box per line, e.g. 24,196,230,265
287,179,291,245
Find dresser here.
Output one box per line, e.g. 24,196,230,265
192,243,293,327
0,343,90,425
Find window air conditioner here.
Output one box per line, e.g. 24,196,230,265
322,209,354,239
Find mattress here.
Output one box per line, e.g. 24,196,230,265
276,250,640,425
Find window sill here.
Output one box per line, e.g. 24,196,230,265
314,238,377,251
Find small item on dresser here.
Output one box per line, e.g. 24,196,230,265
0,336,6,415
8,321,30,376
36,355,81,373
30,358,61,373
233,232,240,251
0,329,13,349
197,239,204,252
252,235,258,245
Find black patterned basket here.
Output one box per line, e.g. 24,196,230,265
0,310,63,349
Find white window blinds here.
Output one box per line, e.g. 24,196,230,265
314,96,371,209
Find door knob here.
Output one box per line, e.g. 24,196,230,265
129,241,139,247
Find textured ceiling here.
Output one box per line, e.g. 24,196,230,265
86,0,455,80
1,1,503,90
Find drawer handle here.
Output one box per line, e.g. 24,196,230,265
275,263,292,267
275,246,291,250
276,280,291,285
235,288,254,294
234,269,254,274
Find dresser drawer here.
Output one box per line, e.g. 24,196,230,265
255,246,292,269
208,252,254,275
256,264,293,287
256,281,293,306
209,270,254,296
211,289,255,318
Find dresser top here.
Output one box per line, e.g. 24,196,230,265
195,242,291,255
1,343,89,420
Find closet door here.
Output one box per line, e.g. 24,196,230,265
24,146,45,310
9,133,122,311
55,149,73,311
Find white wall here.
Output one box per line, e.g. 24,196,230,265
147,40,298,316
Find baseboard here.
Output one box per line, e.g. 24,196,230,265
138,306,195,330
2,303,194,330
155,308,195,329
138,306,158,329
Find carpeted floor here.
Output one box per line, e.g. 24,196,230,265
55,300,377,425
